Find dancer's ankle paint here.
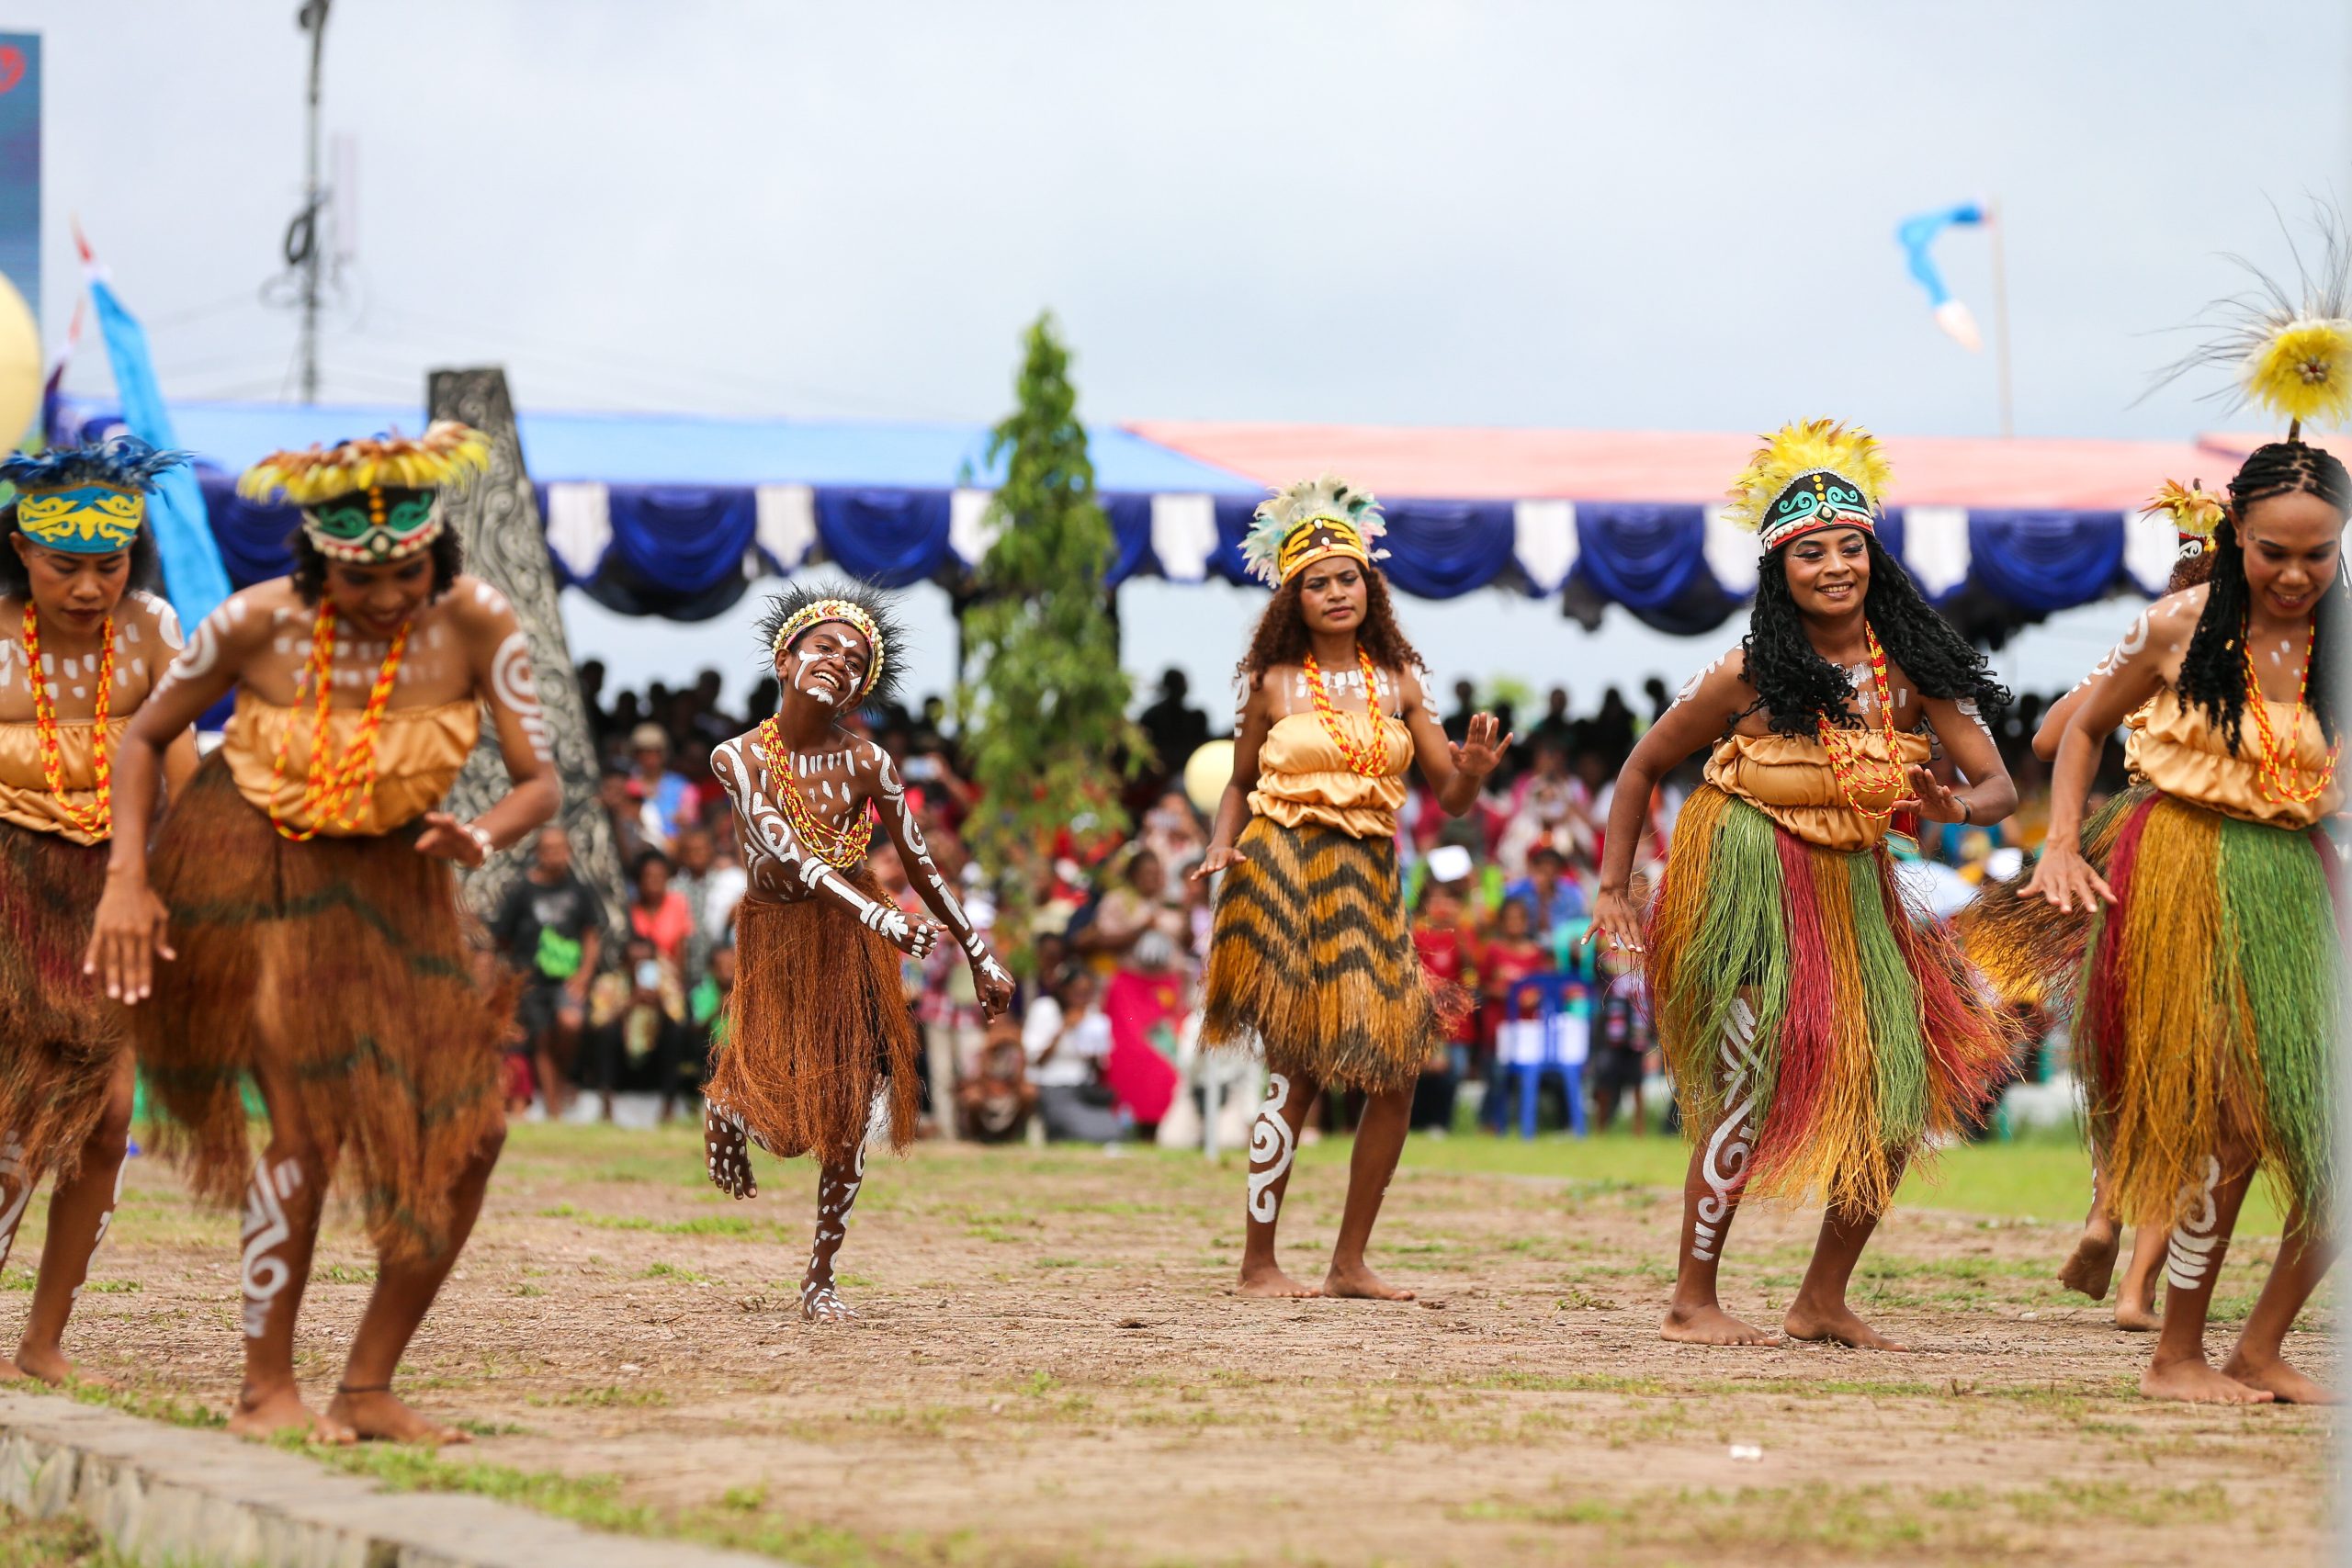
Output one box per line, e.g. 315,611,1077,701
802,1145,866,1321
2163,1156,2225,1292
1692,1003,1759,1265
1246,1073,1296,1224
0,1133,29,1276
240,1158,303,1340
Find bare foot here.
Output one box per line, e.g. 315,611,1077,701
2222,1352,2334,1404
13,1344,116,1389
705,1106,756,1200
2057,1228,2120,1302
1322,1262,1414,1302
1236,1262,1320,1299
2114,1295,2162,1332
229,1383,356,1444
1784,1299,1907,1350
2142,1357,2274,1404
0,1354,24,1382
800,1281,858,1323
328,1387,470,1444
1661,1301,1779,1346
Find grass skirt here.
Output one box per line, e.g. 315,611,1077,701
1958,784,2150,1012
130,754,508,1265
2075,792,2340,1227
1646,786,2016,1213
1201,815,1438,1097
703,883,920,1163
0,819,121,1187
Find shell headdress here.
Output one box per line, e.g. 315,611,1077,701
1242,474,1388,588
1722,419,1894,551
3,434,189,554
239,422,492,563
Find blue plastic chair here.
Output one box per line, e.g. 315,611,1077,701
1502,974,1590,1140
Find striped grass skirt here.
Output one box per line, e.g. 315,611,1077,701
1646,786,2016,1213
1958,784,2151,1014
2075,791,2340,1227
0,818,122,1188
1201,816,1437,1097
130,754,509,1265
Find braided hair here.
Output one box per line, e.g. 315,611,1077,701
1237,566,1427,686
2175,441,2351,750
1742,534,2010,736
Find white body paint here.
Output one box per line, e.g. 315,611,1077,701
71,1161,128,1305
2164,1155,2226,1292
1690,1001,1759,1264
240,1158,303,1340
490,631,554,762
1246,1073,1298,1224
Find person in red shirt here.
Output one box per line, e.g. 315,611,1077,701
628,849,693,973
1409,879,1479,1130
1477,898,1550,1133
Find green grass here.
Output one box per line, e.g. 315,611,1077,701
0,1508,138,1568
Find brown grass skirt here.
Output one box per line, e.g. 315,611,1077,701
703,885,921,1163
0,819,122,1187
130,753,508,1264
1200,816,1438,1096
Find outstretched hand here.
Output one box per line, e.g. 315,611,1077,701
415,811,490,867
2017,842,2113,914
1190,843,1248,883
84,873,175,1004
1893,766,1967,825
1450,714,1515,783
1576,886,1646,959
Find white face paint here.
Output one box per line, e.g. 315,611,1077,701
490,631,553,762
1691,1000,1759,1265
1246,1073,1298,1224
240,1158,302,1340
2163,1155,2226,1292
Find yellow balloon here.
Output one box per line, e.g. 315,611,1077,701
0,274,40,450
1182,739,1234,816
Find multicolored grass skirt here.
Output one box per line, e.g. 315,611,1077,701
1958,784,2150,1013
1646,786,2015,1213
2075,792,2340,1228
1202,816,1437,1097
130,755,508,1265
704,881,921,1164
0,818,121,1187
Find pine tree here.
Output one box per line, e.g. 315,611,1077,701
956,313,1144,967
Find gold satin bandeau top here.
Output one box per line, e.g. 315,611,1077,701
2132,685,2341,829
1704,725,1935,852
221,695,481,837
0,718,128,845
1249,710,1412,840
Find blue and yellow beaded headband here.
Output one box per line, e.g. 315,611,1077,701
2,435,189,555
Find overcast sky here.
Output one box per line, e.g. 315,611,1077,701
21,2,2352,705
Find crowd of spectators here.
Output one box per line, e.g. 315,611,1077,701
507,660,2111,1142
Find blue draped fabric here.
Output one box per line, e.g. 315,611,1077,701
1206,497,1261,584
1376,500,1517,600
1965,509,2124,613
816,489,953,588
1100,493,1157,586
603,486,755,597
195,471,300,588
1573,503,1704,608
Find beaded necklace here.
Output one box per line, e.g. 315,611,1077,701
266,602,410,841
1815,625,1909,829
1303,647,1394,778
19,603,115,840
757,715,875,867
2242,617,2340,807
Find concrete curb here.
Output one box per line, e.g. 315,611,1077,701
0,1391,795,1568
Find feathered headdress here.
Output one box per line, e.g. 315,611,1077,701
755,579,905,708
1722,419,1894,551
2,434,189,554
2146,477,2225,562
239,422,492,563
2150,212,2352,441
1242,474,1387,588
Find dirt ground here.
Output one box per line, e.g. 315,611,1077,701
6,1122,2334,1568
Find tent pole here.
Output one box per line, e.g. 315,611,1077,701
1987,197,2014,439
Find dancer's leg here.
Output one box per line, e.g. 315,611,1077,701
2140,1152,2270,1403
13,1053,134,1384
1663,1002,1773,1345
1783,1181,1905,1350
800,1145,867,1322
1324,1084,1415,1301
2220,1201,2335,1404
2058,1165,2120,1302
2114,1224,2165,1331
228,1063,344,1441
0,1129,33,1379
327,1124,506,1443
1238,1069,1319,1297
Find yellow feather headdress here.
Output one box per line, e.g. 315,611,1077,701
239,423,492,565
1722,419,1894,551
2146,478,2225,541
2151,211,2352,440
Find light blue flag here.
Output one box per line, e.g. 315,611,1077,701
86,275,230,625
1894,203,1986,351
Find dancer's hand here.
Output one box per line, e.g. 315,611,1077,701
1894,766,1969,824
1450,714,1515,783
970,953,1015,1020
1577,886,1645,959
885,909,948,960
2018,842,2113,913
85,872,176,1004
415,812,492,867
1190,843,1247,883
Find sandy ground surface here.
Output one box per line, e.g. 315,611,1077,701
4,1123,2334,1568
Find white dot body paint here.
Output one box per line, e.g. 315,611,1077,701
1691,1001,1760,1264
1246,1073,1298,1224
240,1158,303,1340
2163,1156,2226,1292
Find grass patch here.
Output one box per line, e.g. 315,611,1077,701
539,1385,671,1409
537,1202,769,1238
0,1506,142,1568
62,1379,225,1429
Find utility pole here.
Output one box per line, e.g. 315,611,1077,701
291,0,331,402
1986,197,2014,439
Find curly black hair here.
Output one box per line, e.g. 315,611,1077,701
2176,440,2351,750
1238,565,1427,686
288,526,465,606
1742,534,2010,735
754,579,908,709
0,500,165,600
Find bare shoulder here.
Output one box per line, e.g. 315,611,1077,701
2146,584,2206,649
123,590,185,650
1677,644,1754,708
442,576,522,643
1393,662,1429,710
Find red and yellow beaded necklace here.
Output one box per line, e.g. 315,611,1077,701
18,603,115,840
2242,617,2340,807
1303,647,1395,779
756,715,875,866
1816,625,1909,829
266,601,410,841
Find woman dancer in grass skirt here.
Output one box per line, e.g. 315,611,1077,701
0,438,198,1383
1585,420,2018,1349
700,582,1013,1322
86,425,560,1441
2019,254,2348,1403
1195,477,1507,1301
